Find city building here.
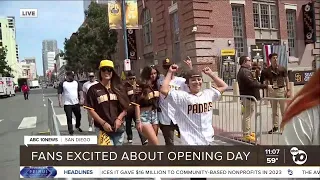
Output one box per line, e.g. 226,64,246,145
6,16,15,38
315,1,320,69
54,50,67,81
0,16,18,78
54,51,66,71
24,57,37,79
57,64,66,82
19,61,36,80
42,40,58,76
6,16,19,62
24,57,36,64
10,61,23,83
7,16,19,62
47,52,56,72
114,0,319,77
16,44,19,62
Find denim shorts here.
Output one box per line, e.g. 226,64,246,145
140,109,158,125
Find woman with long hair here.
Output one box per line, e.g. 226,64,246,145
135,65,161,145
84,60,131,146
281,69,320,145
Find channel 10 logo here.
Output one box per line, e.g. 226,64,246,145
290,147,307,165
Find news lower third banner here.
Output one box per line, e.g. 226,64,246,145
19,146,320,178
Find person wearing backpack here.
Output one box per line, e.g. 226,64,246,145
21,82,29,100
58,71,84,135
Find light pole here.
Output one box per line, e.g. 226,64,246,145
121,0,129,60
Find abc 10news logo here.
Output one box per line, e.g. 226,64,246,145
290,147,308,165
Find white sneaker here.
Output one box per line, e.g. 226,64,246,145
128,140,133,143
88,127,93,132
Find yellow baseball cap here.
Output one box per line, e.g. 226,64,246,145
99,60,114,69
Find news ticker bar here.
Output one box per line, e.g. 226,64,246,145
24,136,97,146
19,166,320,178
20,145,320,166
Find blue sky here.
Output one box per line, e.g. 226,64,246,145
0,1,85,76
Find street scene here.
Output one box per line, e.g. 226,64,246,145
1,0,320,179
0,87,235,180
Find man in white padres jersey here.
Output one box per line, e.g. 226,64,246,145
157,58,191,145
83,72,99,131
160,64,228,145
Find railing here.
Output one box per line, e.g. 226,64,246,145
212,95,259,145
47,98,60,136
212,95,289,145
47,98,73,180
258,97,288,145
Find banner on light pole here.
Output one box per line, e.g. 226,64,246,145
108,0,122,29
125,0,139,29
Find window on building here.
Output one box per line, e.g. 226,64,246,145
143,9,152,45
286,9,296,57
0,42,2,47
232,5,246,57
171,11,181,63
253,1,278,29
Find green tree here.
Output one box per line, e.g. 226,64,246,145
63,2,118,73
0,47,12,77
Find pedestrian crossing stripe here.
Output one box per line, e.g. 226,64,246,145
18,116,37,129
55,114,76,126
10,114,76,130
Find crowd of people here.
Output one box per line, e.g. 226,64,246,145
237,53,319,145
57,57,229,147
57,54,319,148
54,55,319,180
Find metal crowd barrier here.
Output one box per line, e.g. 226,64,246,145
212,95,259,145
47,98,60,136
212,94,289,145
48,98,73,180
258,97,288,145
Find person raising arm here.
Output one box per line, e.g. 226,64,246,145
160,64,228,145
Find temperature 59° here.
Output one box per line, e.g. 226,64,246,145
267,157,278,164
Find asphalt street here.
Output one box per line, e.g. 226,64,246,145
0,87,235,180
0,88,49,180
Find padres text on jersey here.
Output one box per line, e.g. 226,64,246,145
188,102,213,114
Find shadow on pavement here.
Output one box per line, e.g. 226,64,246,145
60,130,96,136
44,94,58,98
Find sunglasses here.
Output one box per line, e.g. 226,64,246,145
129,77,136,80
101,67,113,72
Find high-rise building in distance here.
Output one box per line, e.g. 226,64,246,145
20,58,37,80
47,52,56,71
7,16,15,38
42,40,58,76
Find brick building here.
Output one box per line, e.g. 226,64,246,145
114,0,319,76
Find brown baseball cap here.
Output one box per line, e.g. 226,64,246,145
162,58,172,67
183,70,202,81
